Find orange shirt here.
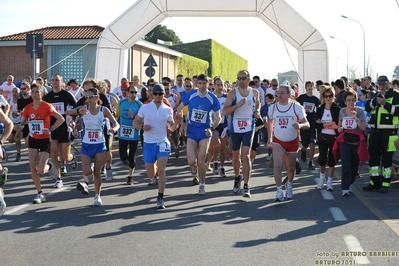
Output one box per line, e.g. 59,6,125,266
21,101,56,139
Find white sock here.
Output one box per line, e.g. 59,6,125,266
277,185,283,190
320,173,326,179
327,177,333,183
199,183,205,186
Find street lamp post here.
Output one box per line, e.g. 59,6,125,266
330,36,349,78
341,15,366,77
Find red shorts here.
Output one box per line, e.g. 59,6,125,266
273,136,299,153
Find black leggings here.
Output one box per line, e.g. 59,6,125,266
119,139,139,169
317,134,336,167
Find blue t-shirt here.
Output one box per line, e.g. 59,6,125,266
182,89,220,128
118,98,142,140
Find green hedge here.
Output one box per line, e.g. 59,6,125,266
171,39,247,81
174,54,209,78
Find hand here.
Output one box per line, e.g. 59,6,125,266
238,98,246,107
109,128,116,134
42,128,51,134
351,110,357,119
205,128,212,137
377,96,386,105
338,126,343,133
267,138,273,148
79,106,88,115
254,111,261,118
175,113,182,124
292,122,300,130
143,125,151,131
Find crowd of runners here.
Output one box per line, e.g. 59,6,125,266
0,71,399,213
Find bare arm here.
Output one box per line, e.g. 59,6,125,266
222,90,245,116
104,107,120,133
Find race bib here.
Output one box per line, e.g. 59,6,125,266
86,128,102,142
233,117,251,131
28,120,44,135
158,139,171,152
52,102,65,115
276,115,293,129
120,125,134,139
303,102,315,113
342,116,358,129
191,108,207,124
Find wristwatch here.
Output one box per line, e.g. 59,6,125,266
49,127,54,132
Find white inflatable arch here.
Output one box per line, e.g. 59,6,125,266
95,0,329,86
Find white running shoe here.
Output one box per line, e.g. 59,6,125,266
105,168,113,181
348,184,354,193
326,181,334,191
48,159,56,179
285,182,293,199
198,184,206,195
274,189,284,202
54,179,63,188
317,176,325,190
0,188,6,215
33,193,46,204
94,195,102,206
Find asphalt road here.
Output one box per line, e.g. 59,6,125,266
1,139,399,266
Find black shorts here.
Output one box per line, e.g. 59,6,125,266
251,130,260,151
51,126,71,143
22,125,29,138
28,136,51,153
300,122,316,147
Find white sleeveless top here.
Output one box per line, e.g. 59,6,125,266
9,97,21,123
230,87,255,133
81,106,105,144
269,101,305,141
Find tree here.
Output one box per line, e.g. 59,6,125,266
393,66,399,79
144,25,183,45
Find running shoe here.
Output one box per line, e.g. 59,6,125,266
60,166,67,176
213,162,219,174
1,147,7,162
33,193,46,204
206,162,212,171
94,195,102,206
308,162,315,170
198,184,206,195
317,176,325,190
48,159,56,179
54,179,63,188
233,175,243,193
192,175,199,185
15,154,21,162
300,149,306,162
101,166,106,175
70,152,78,169
285,182,293,199
326,181,333,191
156,196,165,209
242,185,251,198
274,188,284,202
105,168,113,181
148,177,158,186
0,188,6,215
127,176,133,185
342,190,350,197
77,181,89,195
0,167,8,186
219,167,227,178
295,159,301,175
348,184,354,193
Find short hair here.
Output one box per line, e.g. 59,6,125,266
316,80,324,86
279,84,291,94
82,78,97,88
265,93,274,100
341,76,348,82
353,79,361,86
334,79,345,90
249,81,256,86
252,75,260,81
192,75,198,79
21,81,31,89
68,78,78,85
176,74,183,79
392,79,399,87
197,74,208,82
343,88,357,102
162,77,171,83
305,81,314,88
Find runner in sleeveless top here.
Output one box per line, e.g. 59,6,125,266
19,84,65,204
78,88,119,206
117,85,142,185
267,84,309,202
44,74,78,188
176,74,221,195
0,106,13,215
134,84,181,209
8,87,22,161
222,70,261,198
211,77,228,178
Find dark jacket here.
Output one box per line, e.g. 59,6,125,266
316,102,341,137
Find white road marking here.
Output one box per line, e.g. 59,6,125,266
344,235,370,264
329,207,347,221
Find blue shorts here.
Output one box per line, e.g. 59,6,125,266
143,141,170,164
81,142,106,159
230,131,255,151
187,125,210,142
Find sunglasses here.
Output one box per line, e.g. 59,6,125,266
153,93,164,96
186,85,192,87
210,88,215,91
122,89,128,91
324,94,333,98
20,87,27,90
86,95,97,99
237,77,247,81
129,91,138,94
272,84,278,86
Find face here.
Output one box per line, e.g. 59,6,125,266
128,87,138,99
12,88,19,98
271,81,278,89
133,76,139,85
197,79,208,91
306,83,313,92
237,71,249,88
265,96,272,104
121,78,128,85
277,88,289,102
121,87,128,97
214,80,223,93
185,82,192,90
31,88,43,100
345,95,356,107
323,90,334,102
208,83,215,92
51,75,62,89
85,92,98,104
7,75,13,84
152,90,164,103
253,78,260,87
177,77,183,86
363,77,371,86
164,84,170,96
20,85,30,96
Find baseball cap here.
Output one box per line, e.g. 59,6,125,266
152,84,165,94
377,75,389,84
121,82,130,89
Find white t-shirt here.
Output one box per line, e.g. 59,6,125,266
112,86,123,99
0,82,15,100
256,86,265,106
137,101,173,143
266,87,278,96
68,87,84,100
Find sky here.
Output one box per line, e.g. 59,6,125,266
1,0,399,83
